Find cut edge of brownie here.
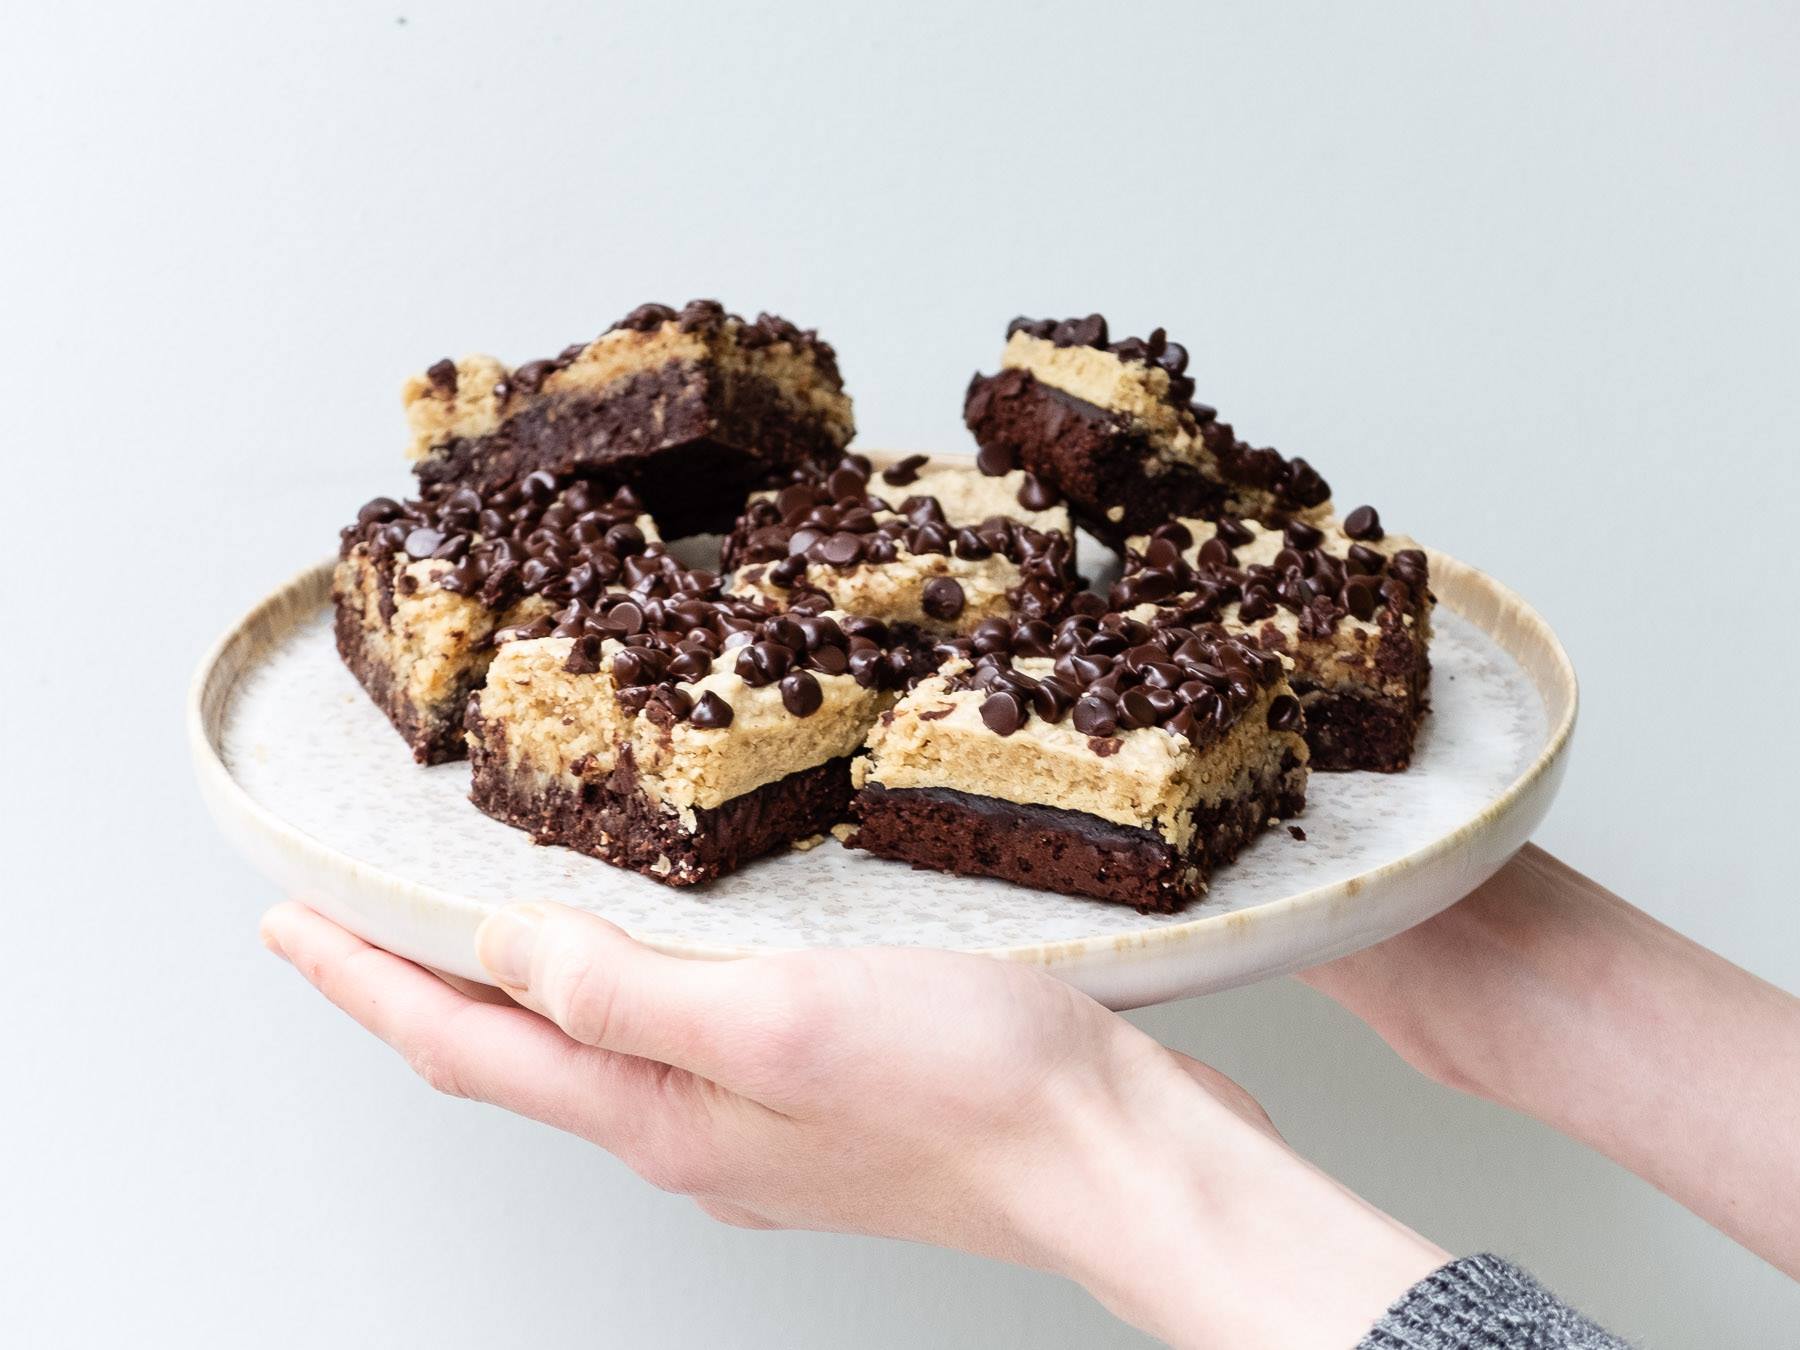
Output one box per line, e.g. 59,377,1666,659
468,709,858,886
419,359,846,538
848,750,1306,913
1293,667,1430,774
332,557,489,765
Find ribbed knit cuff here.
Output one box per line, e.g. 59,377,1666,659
1358,1254,1634,1349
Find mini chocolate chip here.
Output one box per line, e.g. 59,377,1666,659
1285,520,1323,551
1267,694,1302,731
1198,537,1234,568
1346,543,1386,576
826,466,867,499
881,454,929,486
403,527,444,559
1345,575,1379,621
820,531,865,566
424,359,458,396
563,634,602,674
976,442,1017,477
1016,472,1058,511
689,691,734,728
979,691,1026,736
1031,678,1074,723
780,669,823,717
1343,505,1384,541
1116,688,1157,730
921,577,965,621
1071,696,1117,736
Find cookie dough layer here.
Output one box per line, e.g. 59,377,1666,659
1119,512,1432,772
404,301,854,536
964,318,1332,546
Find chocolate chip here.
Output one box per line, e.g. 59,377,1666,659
563,634,602,675
1345,576,1379,621
921,577,965,621
424,359,458,396
1031,678,1074,723
689,691,733,728
1267,694,1302,731
1016,472,1058,511
976,442,1017,477
403,527,444,559
1284,520,1323,551
881,454,929,487
513,359,554,394
780,669,823,717
1343,505,1384,541
826,466,867,500
1071,696,1117,736
820,531,865,566
979,691,1026,736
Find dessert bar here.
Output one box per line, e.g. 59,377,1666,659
963,315,1331,547
403,300,854,536
334,474,703,763
848,611,1308,911
723,453,1082,637
1111,506,1431,771
468,592,913,885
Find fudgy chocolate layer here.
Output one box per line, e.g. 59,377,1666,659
1292,679,1429,774
850,753,1306,913
468,718,856,885
332,598,474,764
963,371,1230,548
419,359,843,537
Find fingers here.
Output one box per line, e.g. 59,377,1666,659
258,903,706,1150
475,902,771,1086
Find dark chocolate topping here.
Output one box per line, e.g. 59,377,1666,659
343,474,689,614
1110,517,1430,641
724,456,1079,624
605,299,841,383
928,608,1288,753
536,586,909,727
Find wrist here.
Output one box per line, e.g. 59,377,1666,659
1008,1044,1444,1350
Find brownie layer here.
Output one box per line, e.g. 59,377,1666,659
469,719,856,886
418,360,845,537
851,751,1305,913
964,371,1231,547
1293,677,1428,774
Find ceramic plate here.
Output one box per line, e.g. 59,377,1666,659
190,486,1575,1010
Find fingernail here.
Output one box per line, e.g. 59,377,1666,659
259,922,289,962
477,904,546,988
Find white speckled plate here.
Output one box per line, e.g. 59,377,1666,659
190,484,1575,1010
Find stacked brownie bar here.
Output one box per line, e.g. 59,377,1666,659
329,301,1438,909
963,315,1332,548
1109,507,1432,771
722,452,1082,638
404,299,853,537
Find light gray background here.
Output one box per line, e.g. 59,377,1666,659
4,2,1795,1345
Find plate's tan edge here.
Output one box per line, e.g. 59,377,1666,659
189,486,1577,969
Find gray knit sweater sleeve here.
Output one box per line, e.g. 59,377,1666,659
1358,1255,1633,1349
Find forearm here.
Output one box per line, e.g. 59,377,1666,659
1302,845,1800,1275
1014,1053,1446,1350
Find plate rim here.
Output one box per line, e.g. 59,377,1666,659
189,483,1577,982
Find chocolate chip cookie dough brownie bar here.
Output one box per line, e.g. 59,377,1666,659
723,453,1081,638
963,315,1331,548
468,592,913,885
847,612,1309,911
404,300,854,537
1112,506,1432,772
334,474,702,763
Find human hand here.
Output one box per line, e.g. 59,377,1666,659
261,901,1444,1349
